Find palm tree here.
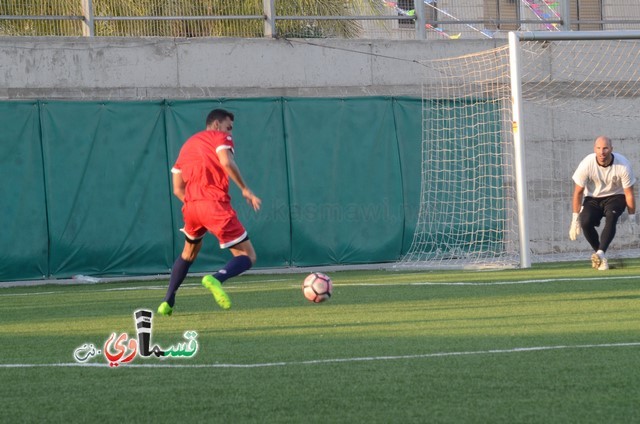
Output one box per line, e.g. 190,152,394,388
273,0,387,39
1,0,388,38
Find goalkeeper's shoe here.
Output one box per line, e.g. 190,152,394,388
598,257,609,271
591,253,603,269
157,301,173,316
202,275,231,310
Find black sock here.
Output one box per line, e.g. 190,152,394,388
214,255,252,283
163,257,193,307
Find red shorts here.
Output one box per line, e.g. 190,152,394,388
180,200,247,249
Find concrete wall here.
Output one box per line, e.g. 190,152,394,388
0,37,503,99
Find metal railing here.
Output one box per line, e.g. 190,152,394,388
1,0,640,39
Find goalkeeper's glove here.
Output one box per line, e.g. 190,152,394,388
569,213,581,241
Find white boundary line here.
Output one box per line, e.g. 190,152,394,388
1,274,638,297
0,280,291,297
1,342,638,369
362,275,640,286
0,264,387,289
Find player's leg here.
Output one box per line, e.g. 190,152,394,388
597,194,627,268
579,197,604,268
158,237,203,316
216,239,257,282
159,202,206,316
202,238,256,309
201,239,255,311
201,206,255,310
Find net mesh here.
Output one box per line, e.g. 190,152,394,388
399,46,519,270
398,36,640,269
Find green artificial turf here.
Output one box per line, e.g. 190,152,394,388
1,262,639,423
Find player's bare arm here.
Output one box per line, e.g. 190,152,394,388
624,186,636,214
172,171,186,203
572,184,585,213
217,148,262,211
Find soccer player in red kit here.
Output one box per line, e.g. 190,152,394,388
158,109,261,316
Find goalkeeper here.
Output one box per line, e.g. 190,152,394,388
569,136,636,270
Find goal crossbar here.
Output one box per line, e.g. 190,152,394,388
516,30,640,41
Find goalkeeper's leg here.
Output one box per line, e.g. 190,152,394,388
598,195,627,253
579,199,603,252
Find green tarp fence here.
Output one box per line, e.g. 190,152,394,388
0,97,423,281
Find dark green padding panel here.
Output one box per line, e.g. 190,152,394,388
392,97,423,255
40,101,173,277
0,101,48,280
283,97,405,266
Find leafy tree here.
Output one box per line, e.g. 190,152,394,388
1,0,387,38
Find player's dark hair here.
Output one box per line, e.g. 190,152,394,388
206,109,234,126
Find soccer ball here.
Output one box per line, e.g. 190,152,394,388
302,272,333,303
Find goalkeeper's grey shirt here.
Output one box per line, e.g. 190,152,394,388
572,153,636,198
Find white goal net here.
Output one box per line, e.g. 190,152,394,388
398,31,640,270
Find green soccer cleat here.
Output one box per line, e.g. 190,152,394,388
202,275,232,310
157,301,173,316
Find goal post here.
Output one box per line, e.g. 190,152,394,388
508,31,530,269
397,31,640,270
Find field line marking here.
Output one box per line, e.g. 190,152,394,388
2,274,638,297
0,279,291,297
1,273,637,297
2,342,638,369
339,274,640,286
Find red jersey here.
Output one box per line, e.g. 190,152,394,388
172,130,235,202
